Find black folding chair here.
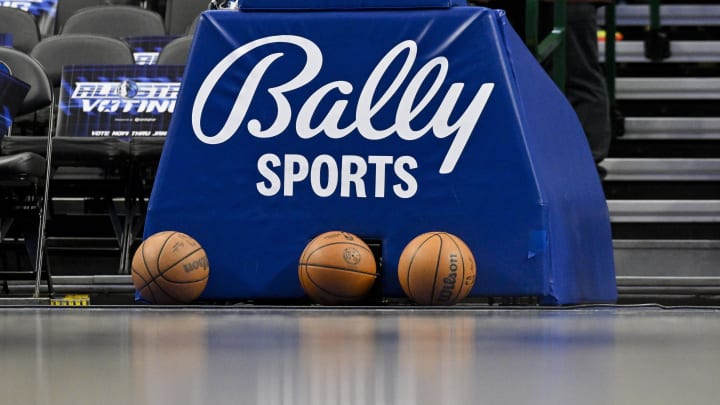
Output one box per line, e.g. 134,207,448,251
0,7,41,54
164,0,208,35
60,5,166,37
0,48,55,297
5,35,137,274
54,0,142,34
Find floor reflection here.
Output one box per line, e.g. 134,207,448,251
1,308,720,404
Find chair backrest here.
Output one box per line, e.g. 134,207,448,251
187,15,201,35
0,7,41,54
0,47,53,116
157,35,193,65
60,5,166,37
164,0,208,35
30,34,135,86
54,0,142,34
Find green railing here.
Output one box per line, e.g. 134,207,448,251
524,0,567,91
649,0,661,32
604,0,664,105
605,2,617,107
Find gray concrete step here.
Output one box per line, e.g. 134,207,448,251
616,77,720,99
600,41,720,63
601,158,720,181
608,200,720,223
615,239,720,279
599,5,720,26
620,117,720,140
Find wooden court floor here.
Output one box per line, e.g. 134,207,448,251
1,306,720,404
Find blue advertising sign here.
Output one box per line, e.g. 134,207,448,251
0,33,12,48
0,67,30,136
144,3,616,304
124,36,181,65
57,64,185,137
1,1,58,36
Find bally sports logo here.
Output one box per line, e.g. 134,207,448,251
191,35,494,198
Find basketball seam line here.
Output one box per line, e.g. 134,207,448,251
405,233,439,303
300,263,377,277
146,278,182,304
156,275,209,285
136,234,205,303
136,231,179,292
147,260,198,304
303,265,367,301
156,231,178,281
156,248,206,281
150,248,207,303
136,232,176,292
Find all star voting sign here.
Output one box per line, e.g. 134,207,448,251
145,1,617,304
57,65,184,137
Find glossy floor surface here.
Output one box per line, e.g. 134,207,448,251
2,306,720,405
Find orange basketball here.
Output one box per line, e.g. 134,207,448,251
131,231,210,304
298,231,377,305
398,232,476,305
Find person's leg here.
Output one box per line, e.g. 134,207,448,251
564,4,612,163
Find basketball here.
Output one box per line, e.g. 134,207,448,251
131,231,210,304
397,232,476,305
298,231,377,305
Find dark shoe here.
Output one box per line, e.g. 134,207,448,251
596,165,607,180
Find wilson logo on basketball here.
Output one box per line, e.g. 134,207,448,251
192,35,494,199
183,256,209,273
437,254,459,303
343,248,362,265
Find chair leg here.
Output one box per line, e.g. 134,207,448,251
43,243,54,298
120,163,136,275
35,92,55,299
118,204,133,275
33,205,47,299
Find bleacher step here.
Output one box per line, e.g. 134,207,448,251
608,200,720,223
600,41,720,63
620,117,720,140
617,78,720,99
601,158,720,181
614,239,720,279
599,5,720,26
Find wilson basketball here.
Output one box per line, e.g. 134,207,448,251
298,231,377,305
131,231,210,304
398,232,476,305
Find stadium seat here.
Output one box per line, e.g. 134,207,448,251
29,34,135,89
60,5,165,38
0,7,41,54
164,0,208,35
54,0,142,34
156,35,193,65
186,15,201,35
0,47,55,296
